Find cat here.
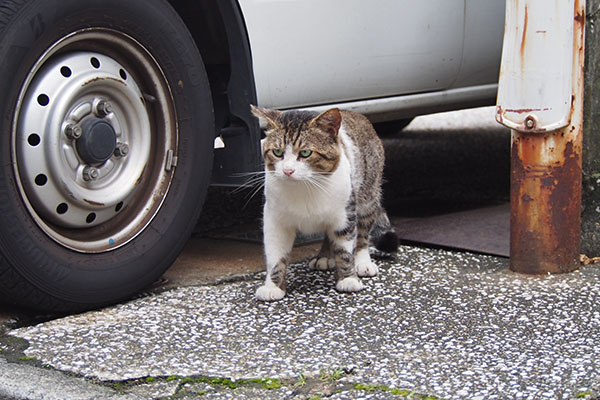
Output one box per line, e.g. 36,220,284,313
250,105,398,301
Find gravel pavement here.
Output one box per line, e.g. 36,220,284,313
2,244,600,400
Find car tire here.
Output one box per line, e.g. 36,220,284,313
0,0,214,312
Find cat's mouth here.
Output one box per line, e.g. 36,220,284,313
277,172,303,182
283,174,300,181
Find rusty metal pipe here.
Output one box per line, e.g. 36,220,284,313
509,0,585,274
511,131,582,273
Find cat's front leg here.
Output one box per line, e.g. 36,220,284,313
256,257,288,301
329,228,364,293
256,211,296,301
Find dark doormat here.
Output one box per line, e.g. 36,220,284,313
393,202,510,257
210,226,323,246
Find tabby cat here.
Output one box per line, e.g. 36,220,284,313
251,105,398,301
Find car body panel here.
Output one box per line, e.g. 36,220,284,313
452,0,505,89
238,0,467,109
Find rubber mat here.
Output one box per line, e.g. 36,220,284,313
214,228,323,246
214,203,510,257
393,203,510,257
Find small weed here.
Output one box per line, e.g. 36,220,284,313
18,356,36,361
319,368,344,384
330,369,343,382
294,372,307,388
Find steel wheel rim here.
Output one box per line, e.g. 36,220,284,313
12,28,177,253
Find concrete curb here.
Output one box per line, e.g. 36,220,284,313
0,357,144,400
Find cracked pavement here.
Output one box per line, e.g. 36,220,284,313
2,244,600,399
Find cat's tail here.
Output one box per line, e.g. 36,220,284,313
370,207,399,253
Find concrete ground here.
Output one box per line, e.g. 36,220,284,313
2,240,600,400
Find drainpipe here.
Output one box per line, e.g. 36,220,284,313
582,0,600,257
496,0,586,274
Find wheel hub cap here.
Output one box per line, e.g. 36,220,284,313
77,119,117,164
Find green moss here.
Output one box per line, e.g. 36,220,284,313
167,375,281,391
254,378,282,390
18,356,36,361
575,392,595,398
353,383,443,399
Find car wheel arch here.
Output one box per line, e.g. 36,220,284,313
168,0,263,184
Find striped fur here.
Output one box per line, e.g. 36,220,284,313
251,105,398,301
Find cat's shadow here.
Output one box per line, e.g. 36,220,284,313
286,262,336,296
283,253,393,298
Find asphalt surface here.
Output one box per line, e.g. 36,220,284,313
2,107,599,400
3,247,600,399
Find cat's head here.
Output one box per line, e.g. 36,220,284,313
251,105,342,182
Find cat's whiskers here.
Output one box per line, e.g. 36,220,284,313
304,174,333,198
231,171,270,191
301,179,315,203
230,170,270,208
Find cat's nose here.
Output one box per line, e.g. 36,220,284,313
283,167,295,177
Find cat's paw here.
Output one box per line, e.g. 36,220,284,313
356,261,379,277
309,257,335,271
255,284,286,301
355,249,378,277
336,277,364,293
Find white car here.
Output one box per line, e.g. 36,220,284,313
0,0,505,311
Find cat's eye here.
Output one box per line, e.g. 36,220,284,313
272,149,284,157
299,149,312,158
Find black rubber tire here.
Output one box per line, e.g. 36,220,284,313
0,0,214,312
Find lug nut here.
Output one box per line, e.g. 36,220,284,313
64,124,82,140
96,100,113,117
114,142,129,157
82,166,100,181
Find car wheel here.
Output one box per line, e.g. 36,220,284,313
0,0,214,312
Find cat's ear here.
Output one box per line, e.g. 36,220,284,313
310,108,342,139
250,105,282,131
